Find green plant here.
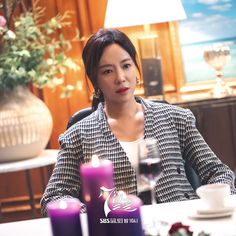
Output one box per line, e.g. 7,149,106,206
0,0,80,97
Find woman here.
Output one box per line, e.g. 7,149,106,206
41,28,236,215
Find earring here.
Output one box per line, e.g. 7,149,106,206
93,88,102,98
136,77,141,85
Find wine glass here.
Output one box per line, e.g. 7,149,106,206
138,138,162,205
203,44,232,97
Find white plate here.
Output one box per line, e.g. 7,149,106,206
188,208,234,219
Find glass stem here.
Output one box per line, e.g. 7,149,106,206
150,179,157,205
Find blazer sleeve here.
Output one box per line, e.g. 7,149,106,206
180,108,236,193
40,130,86,216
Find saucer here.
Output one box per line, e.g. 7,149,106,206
196,206,234,215
188,206,234,219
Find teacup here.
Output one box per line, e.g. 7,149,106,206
196,183,230,209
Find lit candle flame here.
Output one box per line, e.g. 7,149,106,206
91,154,100,167
84,194,91,202
58,200,68,209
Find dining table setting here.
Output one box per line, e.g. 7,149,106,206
0,194,236,236
1,154,236,236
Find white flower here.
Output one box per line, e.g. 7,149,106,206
66,84,74,91
75,81,83,91
47,77,64,88
60,85,75,98
6,30,16,39
46,58,54,65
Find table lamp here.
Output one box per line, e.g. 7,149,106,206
104,0,186,97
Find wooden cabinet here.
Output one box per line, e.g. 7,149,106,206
175,96,236,172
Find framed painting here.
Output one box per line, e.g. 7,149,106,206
178,0,236,91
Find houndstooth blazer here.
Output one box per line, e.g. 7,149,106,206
41,97,236,215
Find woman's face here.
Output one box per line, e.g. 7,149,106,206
97,43,137,105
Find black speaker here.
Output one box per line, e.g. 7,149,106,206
141,58,163,96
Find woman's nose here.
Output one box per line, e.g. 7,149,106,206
115,68,125,83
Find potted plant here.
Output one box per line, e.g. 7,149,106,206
0,0,80,162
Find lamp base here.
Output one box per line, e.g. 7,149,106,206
141,58,163,96
138,35,159,58
138,34,163,97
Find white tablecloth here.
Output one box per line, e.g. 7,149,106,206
1,195,236,236
141,195,236,236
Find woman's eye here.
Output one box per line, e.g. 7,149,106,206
123,63,131,69
102,69,112,75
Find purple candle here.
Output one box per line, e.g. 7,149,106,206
80,155,114,236
108,192,144,236
47,198,82,236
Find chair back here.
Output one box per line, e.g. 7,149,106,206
67,107,93,129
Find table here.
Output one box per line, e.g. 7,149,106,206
141,195,236,236
1,195,236,236
0,149,58,217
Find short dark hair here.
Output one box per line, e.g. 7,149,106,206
82,28,141,88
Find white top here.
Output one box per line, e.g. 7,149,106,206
1,195,236,236
119,138,142,172
119,138,150,192
0,149,58,173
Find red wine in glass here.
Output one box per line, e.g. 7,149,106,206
138,139,162,204
139,157,162,180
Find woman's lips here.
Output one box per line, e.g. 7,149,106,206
116,87,129,93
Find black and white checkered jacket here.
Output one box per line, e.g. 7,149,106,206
41,97,236,215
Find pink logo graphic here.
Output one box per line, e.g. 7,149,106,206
99,186,137,217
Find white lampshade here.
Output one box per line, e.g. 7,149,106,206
104,0,187,28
